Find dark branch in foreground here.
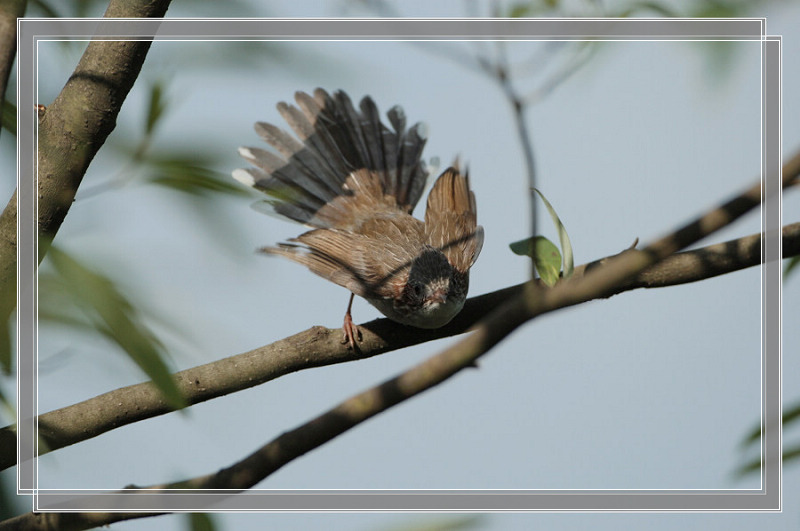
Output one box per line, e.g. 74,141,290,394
1,220,798,472
3,148,790,530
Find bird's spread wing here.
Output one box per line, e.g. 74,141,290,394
234,88,430,228
424,167,484,273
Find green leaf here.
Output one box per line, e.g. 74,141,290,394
508,2,534,17
506,0,561,17
1,100,16,136
187,513,217,531
379,515,487,531
46,247,186,410
0,385,14,423
784,255,800,279
533,188,574,278
0,286,12,374
533,237,562,287
616,1,682,17
736,445,800,477
147,157,249,198
510,235,562,287
28,0,61,18
691,0,746,18
741,401,800,447
145,81,167,137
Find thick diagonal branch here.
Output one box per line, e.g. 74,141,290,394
36,0,171,261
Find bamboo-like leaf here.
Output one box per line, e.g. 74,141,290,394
506,0,560,18
144,81,167,136
28,0,61,18
376,514,486,531
147,157,249,198
616,1,681,17
741,401,800,447
0,285,12,373
0,385,14,423
691,0,746,18
533,188,574,278
735,445,800,477
784,256,799,279
508,2,535,17
46,247,186,410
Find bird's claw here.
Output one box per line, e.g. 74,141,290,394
341,311,362,350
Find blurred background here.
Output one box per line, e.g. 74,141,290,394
2,0,799,530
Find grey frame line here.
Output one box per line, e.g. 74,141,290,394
16,18,780,512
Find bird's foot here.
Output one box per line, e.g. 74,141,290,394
341,311,362,350
341,293,362,350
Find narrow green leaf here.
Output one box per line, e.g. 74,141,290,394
0,320,9,375
784,256,800,279
741,401,800,447
1,100,16,136
46,247,186,410
691,1,745,18
510,236,562,287
187,513,216,531
786,446,800,464
0,385,14,423
145,81,167,136
616,1,682,17
736,445,800,477
533,188,574,278
380,515,487,531
147,158,249,198
508,3,534,17
29,0,62,18
0,285,12,373
735,456,761,477
506,0,562,17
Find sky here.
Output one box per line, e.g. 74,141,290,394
4,1,800,530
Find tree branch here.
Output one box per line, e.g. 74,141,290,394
0,0,27,372
3,214,796,471
35,0,171,262
0,0,24,119
3,159,788,530
0,149,795,470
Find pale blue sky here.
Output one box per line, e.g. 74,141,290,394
6,2,800,530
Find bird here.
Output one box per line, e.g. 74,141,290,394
232,88,484,349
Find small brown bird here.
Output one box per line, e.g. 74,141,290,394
233,88,483,347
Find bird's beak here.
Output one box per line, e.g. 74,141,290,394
430,289,447,304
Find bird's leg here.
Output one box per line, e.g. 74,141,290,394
342,293,362,349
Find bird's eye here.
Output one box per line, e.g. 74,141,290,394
412,283,423,298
